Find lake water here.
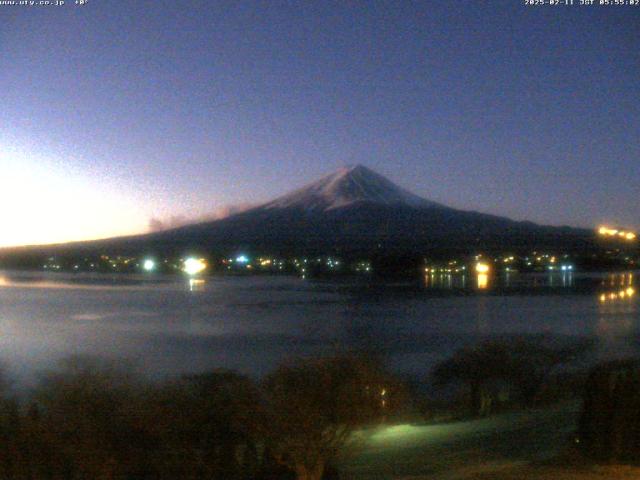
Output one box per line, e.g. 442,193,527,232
0,270,638,385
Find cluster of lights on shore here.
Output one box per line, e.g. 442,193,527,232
423,256,581,291
155,254,580,279
142,257,208,275
427,259,576,276
142,254,345,275
598,226,637,241
41,253,350,275
142,254,258,276
45,222,638,281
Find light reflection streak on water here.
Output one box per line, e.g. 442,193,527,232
423,272,490,290
188,278,206,292
595,272,638,359
0,280,149,291
0,274,170,292
598,273,636,304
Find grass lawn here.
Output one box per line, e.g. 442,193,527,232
337,401,640,479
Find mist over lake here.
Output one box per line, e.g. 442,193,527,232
0,270,637,386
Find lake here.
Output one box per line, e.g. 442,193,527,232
0,270,637,385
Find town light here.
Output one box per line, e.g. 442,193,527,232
475,262,490,274
143,259,155,272
183,257,207,275
598,226,637,241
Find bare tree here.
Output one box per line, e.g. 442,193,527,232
261,354,404,480
145,370,263,479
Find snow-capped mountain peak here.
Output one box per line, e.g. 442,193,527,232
261,165,441,212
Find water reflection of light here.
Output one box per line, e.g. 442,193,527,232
0,275,157,291
188,278,206,292
598,271,635,303
599,287,636,303
477,273,489,290
596,280,637,350
608,272,634,287
561,271,573,287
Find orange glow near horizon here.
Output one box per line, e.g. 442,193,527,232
0,151,147,248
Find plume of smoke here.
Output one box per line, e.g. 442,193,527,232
148,204,253,232
148,215,189,232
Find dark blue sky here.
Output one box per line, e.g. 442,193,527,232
1,0,638,246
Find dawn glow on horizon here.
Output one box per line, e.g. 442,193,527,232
0,146,147,247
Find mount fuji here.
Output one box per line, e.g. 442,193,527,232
101,164,591,256
3,165,593,258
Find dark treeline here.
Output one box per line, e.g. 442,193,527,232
0,354,406,480
430,335,595,418
0,336,602,479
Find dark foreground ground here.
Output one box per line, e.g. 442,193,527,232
340,401,640,479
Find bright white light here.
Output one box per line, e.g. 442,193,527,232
143,259,155,272
236,255,249,263
183,258,207,275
